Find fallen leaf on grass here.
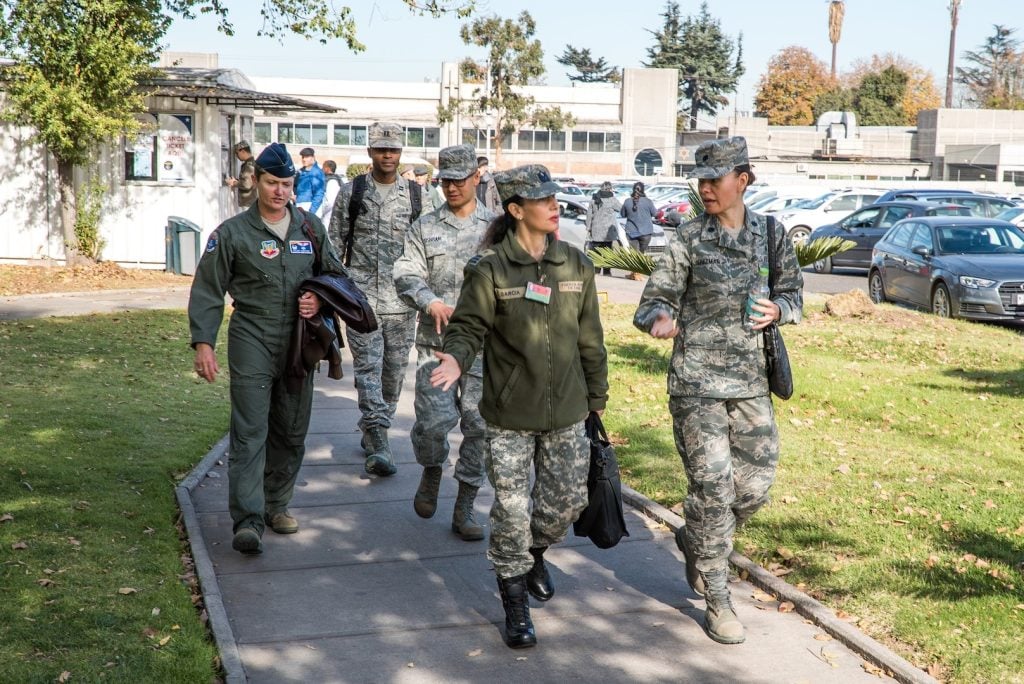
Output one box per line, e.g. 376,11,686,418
0,513,13,523
466,649,482,657
156,636,171,648
12,541,27,550
36,578,55,587
74,500,91,510
67,538,81,547
835,464,851,475
835,609,860,623
57,672,71,683
776,546,795,560
780,495,799,504
778,601,795,613
984,499,997,509
118,587,138,595
142,627,158,638
151,608,160,616
925,554,940,568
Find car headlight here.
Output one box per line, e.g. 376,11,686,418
958,275,996,288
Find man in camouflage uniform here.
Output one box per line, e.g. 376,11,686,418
328,122,418,476
633,137,803,644
393,144,494,541
431,165,608,648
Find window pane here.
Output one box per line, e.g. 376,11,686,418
295,125,311,144
334,126,350,146
254,122,271,144
534,130,549,151
605,132,621,152
572,131,587,152
311,124,328,145
462,128,477,146
588,131,603,152
424,127,440,148
499,132,511,150
352,126,367,146
406,127,424,147
518,130,533,151
278,123,294,143
550,131,566,151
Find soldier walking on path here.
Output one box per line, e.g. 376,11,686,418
431,165,608,649
393,144,495,541
189,142,346,555
329,122,423,476
633,137,803,644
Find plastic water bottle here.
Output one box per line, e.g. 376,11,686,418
745,266,770,330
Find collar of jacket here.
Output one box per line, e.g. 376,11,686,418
367,173,410,205
438,201,491,228
499,229,566,266
243,202,301,233
699,209,766,241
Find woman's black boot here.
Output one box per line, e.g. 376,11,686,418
526,546,554,601
496,574,537,648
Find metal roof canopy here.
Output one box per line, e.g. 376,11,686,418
145,67,340,114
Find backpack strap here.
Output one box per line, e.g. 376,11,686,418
298,207,321,276
766,215,779,297
344,173,368,267
407,178,422,222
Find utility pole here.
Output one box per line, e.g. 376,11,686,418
945,0,962,108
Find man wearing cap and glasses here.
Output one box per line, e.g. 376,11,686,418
226,140,257,209
328,121,423,476
189,142,347,555
393,144,494,541
295,146,325,214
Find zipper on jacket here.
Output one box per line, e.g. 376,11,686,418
538,263,554,430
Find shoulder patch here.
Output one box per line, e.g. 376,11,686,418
205,232,218,253
466,249,496,268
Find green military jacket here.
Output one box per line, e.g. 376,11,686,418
392,201,495,349
633,209,803,398
442,230,609,432
189,203,345,349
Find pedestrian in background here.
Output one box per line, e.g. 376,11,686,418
620,181,657,280
318,159,344,227
475,155,502,215
226,140,256,209
633,137,803,645
393,144,494,541
584,180,621,276
431,165,608,649
328,121,422,476
295,146,325,214
189,142,346,555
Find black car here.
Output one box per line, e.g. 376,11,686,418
875,190,1015,218
868,216,1024,322
807,201,971,273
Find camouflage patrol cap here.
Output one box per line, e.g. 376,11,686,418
693,136,750,179
367,121,404,149
436,144,477,180
494,164,563,202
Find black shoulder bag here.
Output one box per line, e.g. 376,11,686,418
573,412,629,549
764,217,794,400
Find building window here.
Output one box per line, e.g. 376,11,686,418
333,124,367,147
254,122,272,144
517,129,566,152
462,128,510,151
634,148,663,176
572,130,623,153
1003,170,1024,186
572,131,588,152
424,127,440,148
125,112,195,183
278,123,328,146
403,126,441,148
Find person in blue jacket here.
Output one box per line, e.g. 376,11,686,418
620,181,658,280
295,147,325,214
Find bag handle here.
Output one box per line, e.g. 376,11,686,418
586,411,609,443
765,215,779,298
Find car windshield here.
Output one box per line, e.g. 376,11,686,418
800,193,834,210
935,224,1024,254
995,207,1024,222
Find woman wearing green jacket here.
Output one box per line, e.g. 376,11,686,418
431,165,608,649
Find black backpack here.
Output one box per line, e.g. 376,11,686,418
343,174,422,266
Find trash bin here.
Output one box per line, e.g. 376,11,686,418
165,216,202,276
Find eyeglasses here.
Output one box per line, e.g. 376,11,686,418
440,176,473,187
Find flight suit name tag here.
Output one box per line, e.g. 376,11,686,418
524,281,551,305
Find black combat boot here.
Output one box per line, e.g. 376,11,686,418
496,574,537,648
526,546,554,601
700,567,745,644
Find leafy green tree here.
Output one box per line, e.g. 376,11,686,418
644,1,744,131
855,65,909,125
0,0,474,263
956,24,1024,109
755,46,832,125
556,46,621,83
437,11,575,167
813,86,855,120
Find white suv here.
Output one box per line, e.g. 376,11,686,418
775,189,883,242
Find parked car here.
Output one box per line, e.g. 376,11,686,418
994,206,1024,227
748,194,814,214
646,183,691,202
868,216,1024,321
557,198,667,254
775,189,884,243
876,190,1016,218
655,200,691,225
873,188,975,204
807,201,971,273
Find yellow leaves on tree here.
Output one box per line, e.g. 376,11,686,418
755,46,833,125
845,53,942,125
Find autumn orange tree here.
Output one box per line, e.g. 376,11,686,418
754,46,832,125
846,53,942,124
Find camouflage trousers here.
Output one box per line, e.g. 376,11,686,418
411,345,487,488
670,395,779,572
485,420,590,578
346,311,416,431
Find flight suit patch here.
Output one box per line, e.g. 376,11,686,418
260,240,280,259
559,280,583,292
205,234,218,253
289,240,313,254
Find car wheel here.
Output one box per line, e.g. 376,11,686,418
868,270,887,303
813,256,833,274
931,282,953,318
789,226,810,244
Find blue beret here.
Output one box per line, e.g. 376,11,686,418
256,142,295,178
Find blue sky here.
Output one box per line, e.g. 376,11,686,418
163,0,1013,113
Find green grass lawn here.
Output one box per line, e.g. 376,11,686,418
0,311,228,683
602,302,1024,683
2,303,1021,682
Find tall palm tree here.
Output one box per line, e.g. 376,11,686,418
945,0,963,107
828,1,845,80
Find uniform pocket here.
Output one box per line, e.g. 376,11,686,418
496,364,522,408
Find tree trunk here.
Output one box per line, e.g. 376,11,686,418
831,42,838,80
689,97,700,132
945,7,959,108
57,159,87,266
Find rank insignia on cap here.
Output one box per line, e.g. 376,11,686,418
260,240,280,259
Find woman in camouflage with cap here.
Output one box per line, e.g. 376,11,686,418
431,165,608,649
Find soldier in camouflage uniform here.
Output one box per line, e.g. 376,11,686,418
431,165,608,649
328,122,419,476
393,144,495,541
633,137,803,644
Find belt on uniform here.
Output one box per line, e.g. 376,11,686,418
233,303,274,316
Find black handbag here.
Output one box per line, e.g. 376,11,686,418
573,412,629,549
765,217,794,400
